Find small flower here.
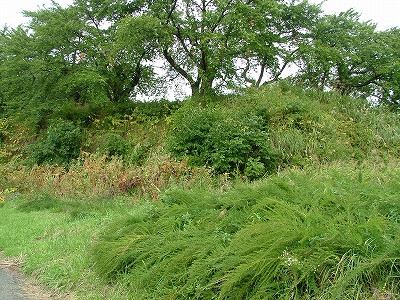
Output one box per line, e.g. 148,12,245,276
281,250,299,267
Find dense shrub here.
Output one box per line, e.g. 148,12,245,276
53,101,103,125
132,99,182,121
28,120,82,165
168,105,278,178
101,133,128,157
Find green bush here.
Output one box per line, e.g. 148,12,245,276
244,157,266,180
53,101,102,125
101,133,128,157
29,120,82,165
168,105,278,177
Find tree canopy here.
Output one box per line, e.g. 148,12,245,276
295,9,400,106
0,0,399,107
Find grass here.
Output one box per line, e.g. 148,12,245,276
0,85,399,299
88,162,400,299
0,193,137,299
3,161,397,299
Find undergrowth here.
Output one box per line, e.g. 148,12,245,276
168,85,400,177
0,152,227,200
1,84,399,197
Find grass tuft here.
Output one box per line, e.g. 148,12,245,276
91,163,400,299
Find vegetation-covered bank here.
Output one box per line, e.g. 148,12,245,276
1,85,400,199
1,0,399,297
1,81,400,300
0,162,399,299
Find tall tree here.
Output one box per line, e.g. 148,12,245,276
295,9,400,106
369,28,400,106
0,26,37,105
1,0,398,106
116,0,321,96
237,0,321,88
0,0,157,108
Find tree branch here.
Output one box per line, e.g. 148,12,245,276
163,49,195,85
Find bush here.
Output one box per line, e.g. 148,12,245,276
244,157,266,180
53,101,102,125
101,133,128,157
168,105,278,178
29,120,82,165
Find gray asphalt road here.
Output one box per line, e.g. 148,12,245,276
0,267,30,300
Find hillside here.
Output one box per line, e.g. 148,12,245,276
1,83,399,196
0,84,399,299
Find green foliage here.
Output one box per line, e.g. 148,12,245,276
53,101,103,125
128,139,154,166
167,85,400,177
1,0,398,107
0,118,9,145
131,100,182,122
101,133,128,157
28,120,82,165
244,157,266,180
168,104,277,177
109,0,322,96
92,164,400,299
54,69,109,104
295,10,400,105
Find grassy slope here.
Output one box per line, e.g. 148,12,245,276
0,85,399,299
0,196,138,299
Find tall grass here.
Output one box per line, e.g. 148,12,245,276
0,152,226,201
92,162,400,299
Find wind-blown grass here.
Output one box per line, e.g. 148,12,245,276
92,163,400,299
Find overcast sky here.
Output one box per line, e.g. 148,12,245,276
0,0,399,30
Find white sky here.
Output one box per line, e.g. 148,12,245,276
0,0,399,30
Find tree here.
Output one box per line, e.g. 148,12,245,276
295,10,400,106
115,0,321,96
368,28,400,106
0,0,158,109
237,0,321,88
1,0,398,106
0,26,37,106
0,4,108,109
154,0,246,96
71,0,161,102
